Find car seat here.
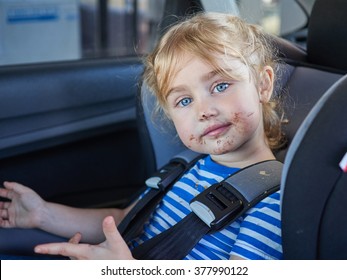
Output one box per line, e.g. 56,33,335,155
281,72,347,259
137,0,347,260
280,0,347,259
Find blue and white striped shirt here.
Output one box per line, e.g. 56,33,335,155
130,155,282,260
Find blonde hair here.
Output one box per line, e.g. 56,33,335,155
143,12,285,150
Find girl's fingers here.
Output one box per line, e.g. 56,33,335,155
1,182,27,200
35,242,85,259
69,232,82,244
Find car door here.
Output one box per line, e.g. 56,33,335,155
0,58,146,208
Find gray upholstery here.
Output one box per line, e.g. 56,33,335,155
139,84,186,170
276,66,342,162
281,73,347,259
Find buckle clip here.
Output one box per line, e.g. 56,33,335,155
190,182,243,231
145,162,185,191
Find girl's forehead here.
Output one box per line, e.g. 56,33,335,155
171,52,250,81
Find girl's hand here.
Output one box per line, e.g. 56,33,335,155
0,181,46,229
34,216,134,260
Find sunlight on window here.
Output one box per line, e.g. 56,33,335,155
260,0,280,35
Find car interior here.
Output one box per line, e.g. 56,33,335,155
0,0,346,259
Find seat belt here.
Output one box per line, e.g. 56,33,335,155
131,160,283,260
118,149,204,242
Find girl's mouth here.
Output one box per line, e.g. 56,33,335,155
202,123,232,138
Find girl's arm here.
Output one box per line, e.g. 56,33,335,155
0,181,134,244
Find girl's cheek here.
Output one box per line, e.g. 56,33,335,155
230,111,257,134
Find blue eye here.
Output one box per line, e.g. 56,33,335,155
213,83,229,93
178,97,192,107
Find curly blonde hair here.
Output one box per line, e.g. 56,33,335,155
143,12,286,150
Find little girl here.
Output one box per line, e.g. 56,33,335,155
1,12,285,259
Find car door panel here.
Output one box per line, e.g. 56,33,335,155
0,57,146,208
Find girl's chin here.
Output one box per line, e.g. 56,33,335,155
184,139,236,155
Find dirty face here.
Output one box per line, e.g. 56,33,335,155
165,54,270,165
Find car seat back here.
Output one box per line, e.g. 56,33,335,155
280,0,347,259
281,73,347,259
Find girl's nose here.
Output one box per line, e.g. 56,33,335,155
197,99,218,120
200,110,216,120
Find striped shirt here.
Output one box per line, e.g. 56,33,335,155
130,155,282,260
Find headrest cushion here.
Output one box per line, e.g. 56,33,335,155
307,0,347,72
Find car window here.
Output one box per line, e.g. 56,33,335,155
0,0,312,67
201,0,313,48
0,0,165,66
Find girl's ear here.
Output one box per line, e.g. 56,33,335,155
258,66,274,103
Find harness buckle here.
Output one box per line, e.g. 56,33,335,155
145,162,186,191
190,182,244,231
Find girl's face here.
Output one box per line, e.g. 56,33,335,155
165,54,274,167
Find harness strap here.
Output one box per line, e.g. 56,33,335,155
118,150,204,242
131,160,283,260
132,213,207,260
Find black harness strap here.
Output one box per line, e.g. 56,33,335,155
131,160,283,260
118,150,204,242
132,213,207,260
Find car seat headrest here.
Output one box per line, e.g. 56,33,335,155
307,0,347,72
268,35,307,62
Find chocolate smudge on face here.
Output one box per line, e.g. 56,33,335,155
247,112,254,117
189,134,205,145
230,111,255,135
213,136,235,154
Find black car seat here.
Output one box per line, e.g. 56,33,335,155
306,0,347,72
280,0,347,259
